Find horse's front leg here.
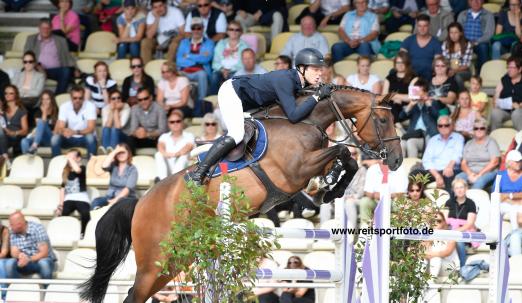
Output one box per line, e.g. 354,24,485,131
299,144,349,180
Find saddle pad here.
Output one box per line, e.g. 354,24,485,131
197,119,268,178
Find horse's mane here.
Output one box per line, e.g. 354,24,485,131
297,84,375,97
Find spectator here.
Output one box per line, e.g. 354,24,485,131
24,18,75,95
0,220,10,300
141,0,185,64
407,179,426,202
399,78,441,158
0,85,28,161
116,0,146,59
281,15,329,62
85,61,118,112
252,258,279,303
157,62,193,118
383,51,418,121
419,0,453,42
56,149,91,235
275,55,292,71
209,20,248,95
451,90,479,139
101,90,131,152
13,51,46,107
125,87,167,153
442,22,473,91
72,0,96,47
346,56,382,94
444,178,478,267
492,0,522,60
456,0,494,74
5,211,56,281
91,143,138,209
295,0,350,27
94,0,124,32
422,115,465,191
155,109,194,181
176,17,214,102
21,90,59,154
491,56,522,131
385,0,425,34
122,57,156,105
233,0,287,40
359,159,408,226
0,69,9,101
368,0,390,16
280,256,315,303
321,58,346,85
497,150,522,228
455,117,500,189
233,48,267,76
51,86,97,157
52,0,81,51
429,55,458,109
2,0,32,11
185,0,227,42
195,112,221,143
424,211,459,277
469,76,488,117
332,0,381,63
400,14,442,81
500,130,522,170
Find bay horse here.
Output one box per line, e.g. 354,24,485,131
80,86,403,303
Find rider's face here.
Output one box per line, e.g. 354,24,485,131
304,66,323,85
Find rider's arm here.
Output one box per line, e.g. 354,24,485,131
273,77,319,123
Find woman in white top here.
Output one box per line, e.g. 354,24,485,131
154,109,195,180
157,62,192,118
345,56,381,94
195,112,221,144
100,90,131,153
424,211,459,277
84,61,118,113
13,51,45,102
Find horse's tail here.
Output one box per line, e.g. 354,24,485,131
79,197,138,303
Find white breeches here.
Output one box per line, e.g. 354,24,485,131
154,152,189,179
218,79,245,144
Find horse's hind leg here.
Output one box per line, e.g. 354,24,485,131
123,268,172,303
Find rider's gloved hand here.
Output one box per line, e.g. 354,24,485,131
314,85,332,101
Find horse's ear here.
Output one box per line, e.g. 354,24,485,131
378,93,395,105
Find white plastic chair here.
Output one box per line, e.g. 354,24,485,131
3,155,44,186
279,219,315,251
133,155,156,187
5,283,41,301
312,219,341,250
78,218,98,248
44,284,81,302
113,250,137,280
466,189,491,230
398,157,421,175
47,216,82,248
87,186,101,200
0,184,24,215
22,185,61,217
250,217,276,229
509,255,522,283
41,155,67,186
490,128,517,152
303,251,335,270
267,250,294,268
56,248,96,279
446,289,481,303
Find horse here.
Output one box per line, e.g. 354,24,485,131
80,86,403,303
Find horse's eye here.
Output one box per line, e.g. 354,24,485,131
379,117,387,124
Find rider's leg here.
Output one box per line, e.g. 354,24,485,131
188,79,244,184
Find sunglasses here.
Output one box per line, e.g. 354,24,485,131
437,124,451,128
198,3,209,7
111,96,122,100
227,28,241,32
131,64,143,69
169,120,182,124
473,127,486,131
137,96,150,102
23,60,34,64
205,122,217,126
191,26,203,30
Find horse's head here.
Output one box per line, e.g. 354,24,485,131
331,88,403,171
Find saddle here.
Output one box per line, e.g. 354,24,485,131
225,119,258,161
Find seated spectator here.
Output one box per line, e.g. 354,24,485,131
280,256,315,303
281,16,329,62
321,58,346,85
233,48,267,76
507,228,522,256
0,220,10,300
332,0,380,63
455,117,500,189
52,0,81,51
91,143,138,209
368,0,390,16
424,211,459,277
497,150,522,228
185,0,227,42
51,86,97,157
21,90,59,154
252,257,279,303
420,0,454,42
85,61,118,112
442,22,473,91
275,55,292,71
56,149,91,235
492,0,522,60
101,90,131,152
385,0,425,34
234,0,286,40
451,90,479,139
444,178,478,267
399,78,441,158
429,55,457,111
209,20,248,95
125,87,167,153
469,76,488,117
0,85,28,162
141,0,185,64
407,179,426,203
345,56,382,94
157,62,192,117
383,51,418,121
116,0,146,59
0,69,9,101
422,115,465,191
13,51,45,108
122,57,155,106
456,0,494,74
72,0,96,46
5,211,56,280
94,0,124,32
24,18,75,94
195,112,221,143
155,109,194,181
2,0,33,11
359,159,408,226
295,0,349,27
491,56,522,131
176,17,214,102
400,14,442,81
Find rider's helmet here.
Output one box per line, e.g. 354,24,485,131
294,48,326,68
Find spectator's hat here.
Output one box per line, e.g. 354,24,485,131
123,0,136,7
191,17,204,26
506,150,522,162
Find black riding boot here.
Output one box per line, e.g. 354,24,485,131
187,136,237,185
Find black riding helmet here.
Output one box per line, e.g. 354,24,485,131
294,48,326,85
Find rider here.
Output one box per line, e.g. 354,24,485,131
188,48,332,185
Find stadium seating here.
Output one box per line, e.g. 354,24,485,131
250,217,276,229
260,60,276,72
268,250,293,268
279,218,315,251
303,251,335,269
3,155,44,186
483,3,501,13
445,289,482,303
113,250,137,280
44,284,81,302
56,248,96,279
312,219,339,251
55,93,70,107
86,155,110,187
480,60,507,92
370,59,394,80
399,157,421,175
4,31,33,58
0,58,23,76
41,155,67,186
490,128,517,152
334,60,358,78
47,216,82,249
78,31,117,60
78,218,98,248
0,184,24,216
466,189,491,230
322,32,341,49
5,283,41,302
133,156,156,187
76,59,98,75
265,32,294,60
144,59,166,83
109,59,132,86
22,185,60,217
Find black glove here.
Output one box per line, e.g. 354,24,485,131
314,85,332,101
